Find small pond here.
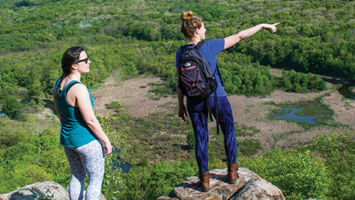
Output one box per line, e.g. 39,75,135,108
272,101,333,126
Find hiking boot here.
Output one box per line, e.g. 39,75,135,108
228,163,239,184
200,172,210,192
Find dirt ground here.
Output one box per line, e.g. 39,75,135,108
84,72,355,150
91,74,175,118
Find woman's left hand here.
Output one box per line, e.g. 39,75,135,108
104,141,112,155
263,22,280,33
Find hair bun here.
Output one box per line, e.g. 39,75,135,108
181,11,194,21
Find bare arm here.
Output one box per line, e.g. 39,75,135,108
177,70,188,122
74,84,112,155
224,23,280,50
178,88,188,122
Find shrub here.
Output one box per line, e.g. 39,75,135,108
241,149,330,199
219,62,274,96
106,100,123,111
238,139,261,156
114,160,197,200
308,133,355,199
280,70,326,93
2,95,21,119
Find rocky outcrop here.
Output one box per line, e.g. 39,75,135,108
158,168,285,200
0,181,68,200
0,181,106,200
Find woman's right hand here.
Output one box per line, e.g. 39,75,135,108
262,22,280,33
178,105,188,122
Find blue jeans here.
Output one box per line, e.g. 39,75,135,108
187,96,237,173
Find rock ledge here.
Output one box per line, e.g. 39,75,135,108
158,168,285,200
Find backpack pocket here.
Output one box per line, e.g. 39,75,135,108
180,63,206,97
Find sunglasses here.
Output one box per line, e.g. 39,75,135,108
74,57,89,64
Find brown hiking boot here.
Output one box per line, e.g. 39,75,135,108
200,172,210,192
228,163,239,184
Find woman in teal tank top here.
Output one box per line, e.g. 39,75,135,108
53,46,112,200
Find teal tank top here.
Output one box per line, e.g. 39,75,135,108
55,78,97,148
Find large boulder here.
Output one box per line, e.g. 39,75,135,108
158,168,285,200
0,181,106,200
0,181,68,200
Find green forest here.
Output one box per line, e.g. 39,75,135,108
0,0,354,199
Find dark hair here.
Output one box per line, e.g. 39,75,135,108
55,46,85,95
181,11,203,39
61,46,85,77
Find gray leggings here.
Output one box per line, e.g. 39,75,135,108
64,140,105,200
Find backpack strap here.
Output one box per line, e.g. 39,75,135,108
195,41,204,50
181,41,204,52
214,92,220,135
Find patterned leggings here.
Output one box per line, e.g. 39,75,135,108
64,140,105,200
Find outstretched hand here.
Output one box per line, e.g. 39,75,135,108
263,22,280,33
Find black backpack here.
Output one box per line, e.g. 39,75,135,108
178,41,217,101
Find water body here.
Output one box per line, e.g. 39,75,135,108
277,107,323,125
338,84,355,100
274,101,333,125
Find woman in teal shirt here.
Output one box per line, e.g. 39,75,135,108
53,46,112,200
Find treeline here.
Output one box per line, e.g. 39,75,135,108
235,34,354,79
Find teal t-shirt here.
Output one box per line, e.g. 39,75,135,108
55,78,97,148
